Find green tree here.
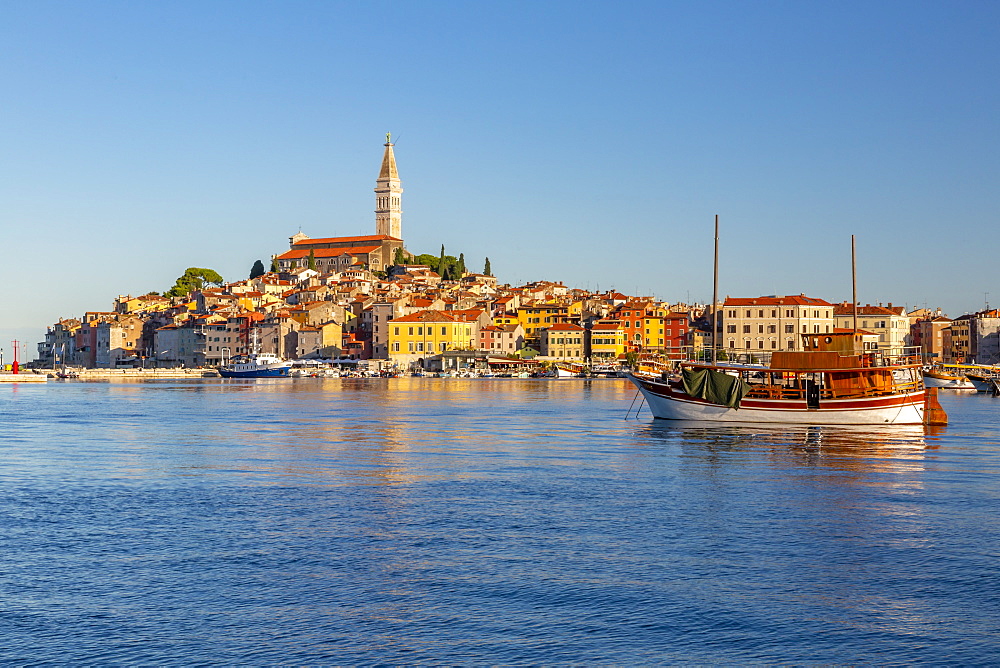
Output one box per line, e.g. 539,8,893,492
270,257,279,273
393,247,407,266
165,267,224,298
484,257,492,276
438,245,446,273
249,259,266,279
307,249,316,270
457,253,466,276
412,253,439,271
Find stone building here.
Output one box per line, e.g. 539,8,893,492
274,136,404,274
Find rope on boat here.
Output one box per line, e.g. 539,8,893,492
625,387,642,420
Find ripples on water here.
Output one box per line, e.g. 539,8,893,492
1,379,998,663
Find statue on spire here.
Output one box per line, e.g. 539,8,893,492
385,131,391,145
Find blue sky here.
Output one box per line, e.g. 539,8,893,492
2,1,998,354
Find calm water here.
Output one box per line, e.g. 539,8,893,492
2,378,998,664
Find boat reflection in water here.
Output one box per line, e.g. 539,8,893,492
634,420,939,472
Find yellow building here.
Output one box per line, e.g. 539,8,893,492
540,323,586,361
514,302,585,350
588,319,626,361
389,309,478,366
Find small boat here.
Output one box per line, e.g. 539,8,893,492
922,365,980,390
966,371,1000,393
218,352,292,378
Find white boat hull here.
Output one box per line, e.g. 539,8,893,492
923,374,975,390
629,375,926,425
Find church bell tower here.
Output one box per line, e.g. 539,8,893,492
375,133,403,239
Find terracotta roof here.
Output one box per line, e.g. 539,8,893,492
392,309,457,323
546,323,585,332
832,304,899,316
277,245,383,261
725,295,832,307
291,234,399,246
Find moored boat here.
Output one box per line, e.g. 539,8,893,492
966,371,1000,393
628,346,930,425
922,365,982,390
218,352,292,378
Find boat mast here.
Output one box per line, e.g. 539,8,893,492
711,214,719,365
851,234,858,353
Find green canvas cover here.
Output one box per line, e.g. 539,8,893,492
681,368,752,409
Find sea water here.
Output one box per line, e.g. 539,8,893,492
2,378,998,663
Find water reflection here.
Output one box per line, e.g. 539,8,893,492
635,420,932,473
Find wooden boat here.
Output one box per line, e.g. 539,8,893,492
628,347,930,424
632,224,946,425
923,365,984,390
966,371,1000,393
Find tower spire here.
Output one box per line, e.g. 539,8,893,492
375,133,403,239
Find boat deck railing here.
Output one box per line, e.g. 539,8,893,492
643,345,923,370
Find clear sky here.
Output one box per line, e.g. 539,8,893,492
2,1,998,356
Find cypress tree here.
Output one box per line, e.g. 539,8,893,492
270,257,279,273
307,249,316,270
484,257,492,276
438,244,446,274
249,259,266,279
458,253,466,276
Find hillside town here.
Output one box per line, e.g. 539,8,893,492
31,137,1000,373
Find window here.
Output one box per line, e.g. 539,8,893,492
727,325,737,333
392,342,399,352
408,327,413,335
743,325,751,333
814,325,820,333
758,325,764,334
758,310,764,317
744,340,751,349
745,310,751,317
417,342,424,352
771,340,777,349
785,324,794,333
768,325,776,333
758,341,764,349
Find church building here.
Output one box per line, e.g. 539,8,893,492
274,134,405,273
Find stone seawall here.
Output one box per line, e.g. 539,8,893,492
39,368,220,379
